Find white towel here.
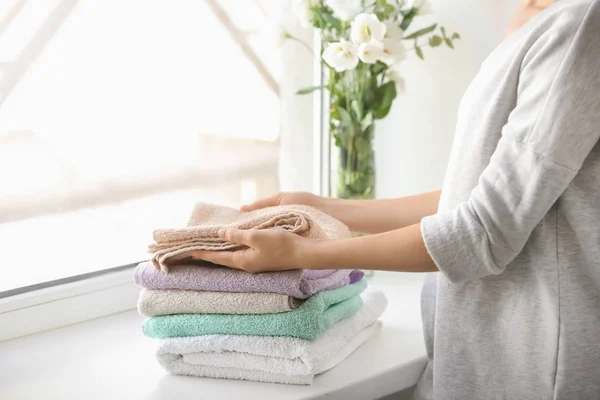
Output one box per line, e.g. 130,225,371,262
155,289,387,385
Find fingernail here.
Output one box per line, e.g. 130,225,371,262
218,228,226,237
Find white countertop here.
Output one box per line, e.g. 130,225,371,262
0,272,426,400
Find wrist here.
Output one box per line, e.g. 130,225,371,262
295,237,330,270
307,193,329,209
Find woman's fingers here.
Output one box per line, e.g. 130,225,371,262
190,250,239,268
191,249,260,272
190,228,261,270
190,228,302,273
240,193,281,212
218,228,255,246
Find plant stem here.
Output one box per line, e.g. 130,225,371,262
407,42,432,52
288,36,318,61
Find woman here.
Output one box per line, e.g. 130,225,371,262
194,0,600,398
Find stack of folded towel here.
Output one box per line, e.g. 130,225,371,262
135,203,387,385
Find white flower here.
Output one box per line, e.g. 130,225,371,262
384,20,404,40
381,20,406,64
382,38,406,64
325,0,362,21
419,0,434,15
293,0,320,27
322,40,359,72
350,13,386,44
385,68,406,93
409,0,434,15
358,40,385,63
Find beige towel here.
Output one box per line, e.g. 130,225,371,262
149,203,351,272
137,289,304,317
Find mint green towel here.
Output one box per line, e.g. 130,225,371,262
142,279,367,340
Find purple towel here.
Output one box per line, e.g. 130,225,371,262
134,261,361,299
349,269,364,283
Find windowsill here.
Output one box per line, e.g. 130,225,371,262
0,272,427,400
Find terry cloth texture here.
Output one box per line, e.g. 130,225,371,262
155,289,387,385
137,289,304,316
143,279,367,340
134,261,358,299
149,203,351,271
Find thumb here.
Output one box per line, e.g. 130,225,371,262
218,228,254,246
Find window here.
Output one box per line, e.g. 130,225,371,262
0,0,312,292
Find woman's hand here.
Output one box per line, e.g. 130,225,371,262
191,223,438,274
241,192,320,212
243,190,442,235
190,228,314,273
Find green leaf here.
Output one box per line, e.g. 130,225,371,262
452,32,461,40
361,112,374,131
332,80,346,99
415,45,424,60
444,38,454,49
322,12,343,30
351,100,363,121
296,85,326,95
404,23,438,40
355,135,372,158
400,7,414,16
337,107,353,126
383,4,396,15
374,0,397,20
371,61,388,76
429,35,443,47
374,81,397,119
310,6,329,30
332,133,341,147
374,11,387,20
363,76,378,105
400,8,417,30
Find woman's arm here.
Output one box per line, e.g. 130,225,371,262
307,223,437,272
242,190,441,234
193,222,437,274
194,5,600,277
312,191,441,234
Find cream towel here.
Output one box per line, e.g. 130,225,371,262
149,203,351,272
138,289,304,316
154,289,387,385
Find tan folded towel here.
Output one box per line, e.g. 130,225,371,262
137,289,305,317
149,203,351,272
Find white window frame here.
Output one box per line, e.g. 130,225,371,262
312,35,331,198
0,265,139,341
0,10,323,342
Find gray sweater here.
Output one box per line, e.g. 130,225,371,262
414,1,600,399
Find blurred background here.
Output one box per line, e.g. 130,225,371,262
0,0,520,292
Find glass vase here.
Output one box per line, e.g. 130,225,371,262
336,123,376,200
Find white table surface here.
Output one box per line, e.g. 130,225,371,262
0,272,426,400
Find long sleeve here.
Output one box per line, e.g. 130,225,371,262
421,2,600,284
